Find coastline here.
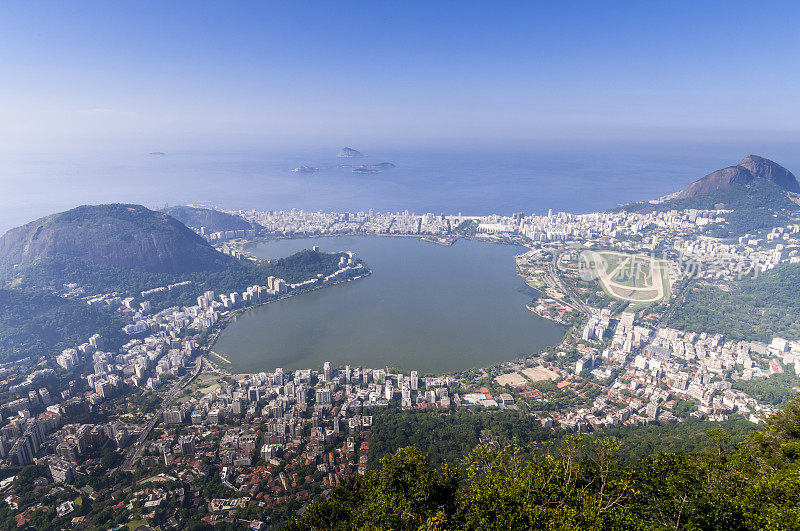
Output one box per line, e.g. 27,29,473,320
208,233,569,377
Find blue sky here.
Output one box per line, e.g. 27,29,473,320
1,1,799,151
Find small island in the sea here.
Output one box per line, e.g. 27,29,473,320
337,147,364,158
148,151,166,157
340,162,396,173
291,165,319,174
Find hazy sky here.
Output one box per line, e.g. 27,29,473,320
2,1,800,151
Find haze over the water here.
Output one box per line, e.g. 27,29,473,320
2,2,800,231
2,140,800,236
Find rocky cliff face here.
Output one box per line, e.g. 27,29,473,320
677,165,754,198
0,204,233,274
677,155,799,198
738,155,800,193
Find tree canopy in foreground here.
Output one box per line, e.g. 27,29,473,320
287,398,800,530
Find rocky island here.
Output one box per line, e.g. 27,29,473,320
337,146,364,158
291,165,319,174
342,162,396,173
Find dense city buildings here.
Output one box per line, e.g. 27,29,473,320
0,201,799,527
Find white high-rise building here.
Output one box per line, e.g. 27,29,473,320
57,349,80,371
315,388,331,405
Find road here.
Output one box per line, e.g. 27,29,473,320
548,250,591,314
120,355,204,472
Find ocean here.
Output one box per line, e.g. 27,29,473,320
2,139,799,233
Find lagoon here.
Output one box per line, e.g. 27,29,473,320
213,236,566,373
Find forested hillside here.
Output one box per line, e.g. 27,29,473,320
288,398,800,530
367,407,756,468
0,289,127,362
0,249,348,360
618,178,800,237
0,204,233,276
669,263,800,343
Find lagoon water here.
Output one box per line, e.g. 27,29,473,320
7,142,796,371
212,236,566,373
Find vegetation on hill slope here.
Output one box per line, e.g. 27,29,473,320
0,249,348,361
288,398,800,530
367,409,555,469
0,204,233,277
668,263,800,343
137,249,348,311
0,288,128,362
5,247,344,298
0,203,348,308
367,407,756,469
618,178,799,237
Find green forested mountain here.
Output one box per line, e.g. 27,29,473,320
616,156,800,237
288,398,800,530
0,204,346,299
619,178,799,237
0,203,351,360
0,204,234,282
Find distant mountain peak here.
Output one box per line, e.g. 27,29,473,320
677,155,799,199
